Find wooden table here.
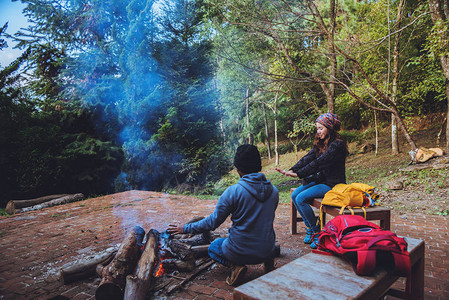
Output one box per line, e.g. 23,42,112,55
290,189,391,234
233,237,424,300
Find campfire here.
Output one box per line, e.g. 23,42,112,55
60,217,219,300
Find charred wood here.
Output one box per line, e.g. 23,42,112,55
165,258,214,294
161,258,195,272
95,226,145,300
178,231,211,246
124,229,160,300
164,240,194,261
60,246,118,284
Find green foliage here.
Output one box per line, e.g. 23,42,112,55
2,0,448,202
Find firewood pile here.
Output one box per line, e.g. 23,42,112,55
60,217,218,300
6,193,85,214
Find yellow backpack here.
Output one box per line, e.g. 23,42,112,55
320,183,380,229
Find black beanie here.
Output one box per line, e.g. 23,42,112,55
234,144,262,174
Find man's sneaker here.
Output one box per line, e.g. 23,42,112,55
310,234,320,249
263,257,275,273
304,228,314,244
226,264,247,286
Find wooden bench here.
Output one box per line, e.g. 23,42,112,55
290,188,391,234
233,237,425,300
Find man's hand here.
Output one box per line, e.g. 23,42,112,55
275,167,298,178
167,224,184,235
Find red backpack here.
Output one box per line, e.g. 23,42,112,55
315,215,411,277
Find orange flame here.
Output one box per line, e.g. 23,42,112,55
154,260,165,277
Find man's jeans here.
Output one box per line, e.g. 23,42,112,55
291,182,331,231
208,238,230,266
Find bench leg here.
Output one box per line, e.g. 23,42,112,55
379,210,391,230
291,198,298,234
409,243,425,300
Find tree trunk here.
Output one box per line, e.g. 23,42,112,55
263,103,272,160
6,194,70,214
246,88,251,144
390,0,405,155
274,92,279,166
428,0,449,148
124,229,159,300
327,0,337,113
374,111,379,155
394,109,417,150
13,194,84,214
60,246,118,284
96,226,145,300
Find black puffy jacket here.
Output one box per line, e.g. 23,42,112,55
289,139,347,188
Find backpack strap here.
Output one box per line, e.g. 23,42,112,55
339,206,355,215
320,204,324,230
339,206,367,219
392,252,411,276
360,207,366,219
355,250,376,275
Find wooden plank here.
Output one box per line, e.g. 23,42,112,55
234,237,423,300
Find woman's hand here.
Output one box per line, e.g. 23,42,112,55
275,167,298,178
167,224,184,235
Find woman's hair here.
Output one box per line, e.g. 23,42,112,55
313,129,347,156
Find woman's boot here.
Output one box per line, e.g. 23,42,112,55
303,227,314,244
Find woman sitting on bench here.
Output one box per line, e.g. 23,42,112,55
275,113,348,248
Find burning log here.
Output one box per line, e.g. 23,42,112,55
178,231,211,246
191,244,210,257
6,194,70,214
60,246,118,284
161,258,196,272
164,239,195,261
11,193,85,214
95,226,145,300
124,229,159,300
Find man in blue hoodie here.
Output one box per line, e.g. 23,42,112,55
167,144,279,286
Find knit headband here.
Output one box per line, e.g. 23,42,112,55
316,113,341,131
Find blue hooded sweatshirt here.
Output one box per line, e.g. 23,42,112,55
183,173,279,265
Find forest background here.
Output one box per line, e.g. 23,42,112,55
1,0,448,210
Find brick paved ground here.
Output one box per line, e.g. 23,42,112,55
0,190,447,299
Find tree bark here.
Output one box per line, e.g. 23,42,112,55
124,229,159,300
246,88,252,144
274,92,279,166
12,194,84,214
327,0,337,113
60,246,118,284
263,103,272,160
428,0,449,148
391,0,405,155
96,226,145,300
6,194,70,214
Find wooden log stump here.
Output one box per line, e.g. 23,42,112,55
14,193,85,214
6,194,70,214
95,226,145,300
124,229,160,300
